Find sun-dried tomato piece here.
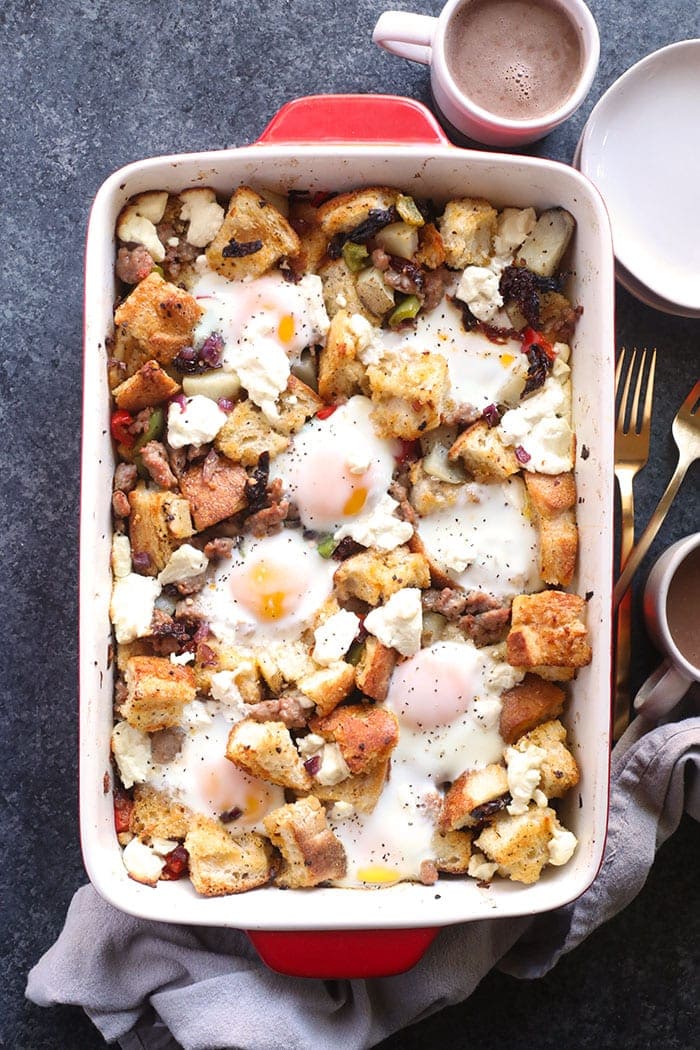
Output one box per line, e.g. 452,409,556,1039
113,788,133,833
160,844,189,880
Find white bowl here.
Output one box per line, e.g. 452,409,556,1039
578,40,700,313
81,95,615,978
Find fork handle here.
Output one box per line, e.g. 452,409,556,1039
613,455,689,608
613,471,635,740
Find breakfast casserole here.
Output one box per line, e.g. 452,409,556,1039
107,182,590,894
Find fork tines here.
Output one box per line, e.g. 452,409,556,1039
615,347,657,436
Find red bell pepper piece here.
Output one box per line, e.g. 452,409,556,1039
520,326,555,361
110,409,135,447
316,404,338,420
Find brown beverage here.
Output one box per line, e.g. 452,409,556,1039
445,0,584,121
666,546,700,668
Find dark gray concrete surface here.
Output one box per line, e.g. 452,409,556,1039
1,1,698,1047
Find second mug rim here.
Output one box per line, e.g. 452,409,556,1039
645,531,700,680
432,0,601,132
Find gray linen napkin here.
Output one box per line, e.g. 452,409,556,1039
26,715,699,1050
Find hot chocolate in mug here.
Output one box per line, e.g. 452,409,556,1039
373,0,600,147
635,533,700,720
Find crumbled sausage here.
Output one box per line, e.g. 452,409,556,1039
112,490,131,518
244,476,289,537
113,462,138,493
246,692,309,729
423,588,511,646
116,245,154,285
139,440,178,489
150,727,184,763
204,537,236,559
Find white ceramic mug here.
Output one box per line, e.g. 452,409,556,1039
373,0,600,147
634,533,700,720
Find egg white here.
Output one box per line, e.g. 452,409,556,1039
273,395,399,533
192,269,329,361
329,640,520,886
190,530,336,645
416,477,542,599
381,296,527,409
145,712,284,829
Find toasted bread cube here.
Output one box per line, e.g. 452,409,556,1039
310,704,399,775
507,591,592,669
116,638,151,673
113,272,203,370
287,199,328,276
319,257,381,324
226,719,312,792
525,472,578,586
179,455,248,531
407,460,460,517
130,784,192,840
275,376,324,435
316,186,400,237
123,655,197,732
185,816,274,896
276,383,322,436
355,636,397,701
406,530,455,591
263,796,347,888
194,644,263,704
311,758,389,813
297,661,356,717
206,186,300,281
415,222,447,270
367,350,449,439
128,485,194,573
475,805,558,884
214,399,290,467
318,309,371,402
439,197,497,268
499,673,566,744
440,764,509,832
433,829,473,874
448,420,520,481
514,719,579,798
530,664,576,682
113,359,181,413
334,545,430,606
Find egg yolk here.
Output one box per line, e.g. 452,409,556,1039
500,352,515,367
343,486,368,516
278,314,295,344
234,560,289,621
357,865,401,885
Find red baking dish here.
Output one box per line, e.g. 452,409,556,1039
80,94,615,978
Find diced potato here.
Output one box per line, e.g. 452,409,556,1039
422,441,465,484
374,222,419,260
356,267,395,316
517,209,575,277
182,371,242,401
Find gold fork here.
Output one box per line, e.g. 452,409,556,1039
612,347,656,741
614,378,700,609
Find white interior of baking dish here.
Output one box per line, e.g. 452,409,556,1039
81,143,615,930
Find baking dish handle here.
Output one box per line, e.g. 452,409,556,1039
247,926,439,978
256,94,450,146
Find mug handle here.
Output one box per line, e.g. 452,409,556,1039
372,11,437,65
633,660,691,720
